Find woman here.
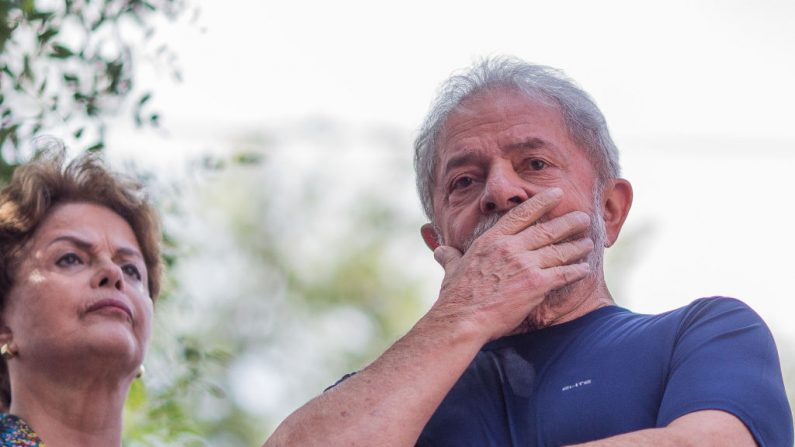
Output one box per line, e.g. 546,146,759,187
0,148,162,446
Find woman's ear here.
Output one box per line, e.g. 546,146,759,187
420,224,441,251
601,179,633,247
0,322,13,344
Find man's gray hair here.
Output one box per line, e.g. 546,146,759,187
413,56,621,222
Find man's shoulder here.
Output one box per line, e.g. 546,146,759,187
665,296,763,328
683,295,753,311
635,296,755,326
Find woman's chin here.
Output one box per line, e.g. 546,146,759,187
79,322,146,366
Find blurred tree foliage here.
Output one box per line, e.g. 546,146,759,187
124,123,431,445
0,0,182,171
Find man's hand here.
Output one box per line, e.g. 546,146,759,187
427,188,594,343
265,189,595,447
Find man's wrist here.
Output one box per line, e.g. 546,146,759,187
412,306,492,353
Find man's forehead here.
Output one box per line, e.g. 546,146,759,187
449,86,556,117
435,89,564,160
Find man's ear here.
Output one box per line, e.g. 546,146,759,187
420,223,441,251
601,178,633,247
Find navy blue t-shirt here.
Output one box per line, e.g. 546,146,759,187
417,297,792,446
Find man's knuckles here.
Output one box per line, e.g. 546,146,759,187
546,263,590,286
538,238,594,267
433,246,462,268
527,211,591,244
492,189,563,234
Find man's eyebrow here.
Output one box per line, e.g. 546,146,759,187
442,138,550,178
48,235,143,259
443,152,489,178
503,137,547,152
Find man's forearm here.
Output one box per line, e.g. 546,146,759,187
569,410,756,447
569,428,686,447
264,314,485,447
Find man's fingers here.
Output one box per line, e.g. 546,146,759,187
536,238,594,269
541,262,591,290
489,188,563,236
522,211,591,250
434,246,463,269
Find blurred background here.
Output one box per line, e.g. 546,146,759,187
2,0,794,444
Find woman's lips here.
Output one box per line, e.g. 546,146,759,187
86,299,133,320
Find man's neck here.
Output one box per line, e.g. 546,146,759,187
514,274,614,334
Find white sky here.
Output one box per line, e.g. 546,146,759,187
108,0,795,344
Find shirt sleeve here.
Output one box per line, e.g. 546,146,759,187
657,297,793,447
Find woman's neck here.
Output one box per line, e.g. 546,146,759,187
8,366,132,447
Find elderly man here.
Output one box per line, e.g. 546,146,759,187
265,57,792,446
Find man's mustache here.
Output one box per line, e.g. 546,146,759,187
461,213,509,252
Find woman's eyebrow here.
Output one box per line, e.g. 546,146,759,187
46,235,92,251
47,235,143,260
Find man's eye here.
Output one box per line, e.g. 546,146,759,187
451,176,473,191
122,265,142,281
529,159,547,170
56,253,82,267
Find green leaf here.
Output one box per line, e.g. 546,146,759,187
21,0,35,16
50,44,74,59
73,127,84,139
29,11,55,22
183,346,201,362
38,28,59,45
91,13,106,31
105,60,123,93
21,55,33,81
85,141,105,152
138,92,152,106
233,152,263,165
9,126,18,147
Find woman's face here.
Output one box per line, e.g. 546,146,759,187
2,202,153,376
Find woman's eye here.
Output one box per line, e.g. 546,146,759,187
528,159,547,170
451,176,473,191
122,265,142,281
56,253,82,267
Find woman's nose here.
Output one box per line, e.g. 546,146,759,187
91,260,124,291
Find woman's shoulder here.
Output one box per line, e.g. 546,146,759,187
0,413,44,446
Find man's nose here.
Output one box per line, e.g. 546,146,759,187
479,163,529,214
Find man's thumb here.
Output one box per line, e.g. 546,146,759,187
433,246,462,268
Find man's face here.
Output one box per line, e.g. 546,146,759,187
431,87,603,255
